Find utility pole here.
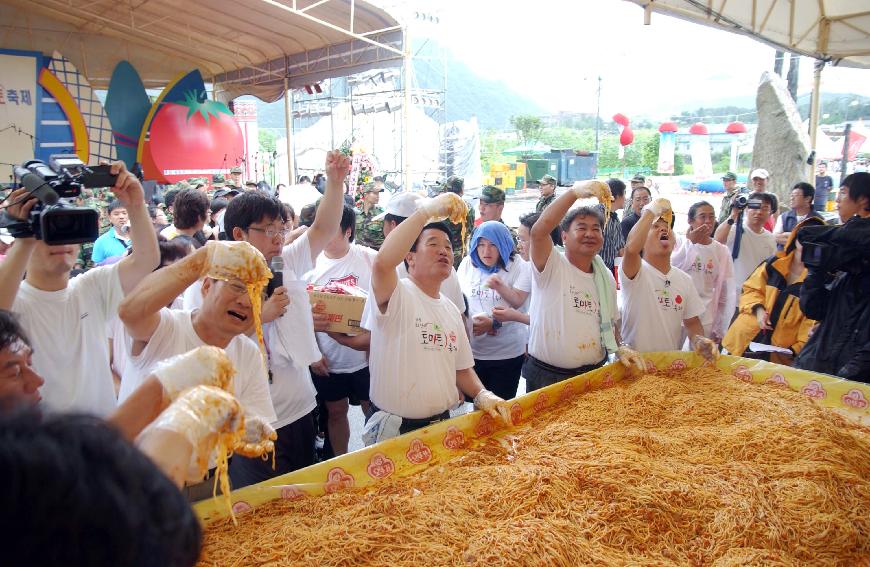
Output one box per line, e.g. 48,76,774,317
595,76,602,152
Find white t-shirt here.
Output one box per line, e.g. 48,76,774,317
726,223,776,299
362,278,473,419
107,316,130,378
305,243,376,373
397,262,465,313
457,256,529,360
13,263,123,416
672,237,734,336
119,309,276,423
268,233,320,429
619,260,705,352
528,249,615,368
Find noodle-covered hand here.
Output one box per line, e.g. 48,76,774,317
693,336,720,364
473,388,512,425
418,192,467,223
152,345,236,401
233,415,277,458
572,180,609,200
148,385,242,482
202,240,271,285
616,344,646,374
642,198,672,222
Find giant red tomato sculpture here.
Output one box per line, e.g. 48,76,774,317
146,91,244,183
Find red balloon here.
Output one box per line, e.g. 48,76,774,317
659,121,678,133
689,122,708,135
620,127,634,146
725,121,747,134
613,113,630,127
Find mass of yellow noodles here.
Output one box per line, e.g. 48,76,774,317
199,367,870,566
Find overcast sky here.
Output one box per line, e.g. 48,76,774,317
432,0,870,120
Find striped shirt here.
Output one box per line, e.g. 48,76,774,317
597,205,625,272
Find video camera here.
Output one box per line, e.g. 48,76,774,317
3,155,117,245
732,190,766,211
797,217,870,274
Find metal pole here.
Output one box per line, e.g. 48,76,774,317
840,124,851,187
595,76,602,153
402,26,412,191
283,77,295,185
807,60,823,181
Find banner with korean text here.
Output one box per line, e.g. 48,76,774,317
0,50,40,183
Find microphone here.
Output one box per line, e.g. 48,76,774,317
13,167,59,205
267,256,284,297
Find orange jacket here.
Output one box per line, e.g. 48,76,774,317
723,218,824,364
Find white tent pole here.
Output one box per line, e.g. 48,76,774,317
808,60,823,181
402,25,411,191
284,77,296,185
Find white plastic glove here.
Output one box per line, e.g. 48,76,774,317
616,345,646,374
233,415,277,458
473,388,512,425
147,385,242,482
203,240,271,284
642,198,673,221
417,192,466,222
151,345,236,401
693,336,720,364
572,179,610,200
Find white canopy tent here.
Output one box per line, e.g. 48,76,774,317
626,0,870,173
0,0,406,183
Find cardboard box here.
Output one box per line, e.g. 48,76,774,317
308,290,367,334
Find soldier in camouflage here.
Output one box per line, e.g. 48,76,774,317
76,188,114,270
535,174,557,212
354,183,385,250
478,185,518,252
434,176,475,268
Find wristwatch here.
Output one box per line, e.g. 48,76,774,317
726,218,735,226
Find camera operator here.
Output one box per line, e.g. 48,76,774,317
714,191,777,302
0,161,159,416
795,173,870,382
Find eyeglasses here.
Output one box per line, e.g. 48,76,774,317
216,278,267,301
247,226,290,239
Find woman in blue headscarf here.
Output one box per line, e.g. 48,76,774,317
456,221,530,400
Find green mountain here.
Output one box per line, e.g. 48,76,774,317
673,93,869,126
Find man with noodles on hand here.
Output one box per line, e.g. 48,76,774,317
523,180,620,391
361,192,511,444
118,240,276,500
620,198,719,362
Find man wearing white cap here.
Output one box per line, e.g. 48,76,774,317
750,169,777,231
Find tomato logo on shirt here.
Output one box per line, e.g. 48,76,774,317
675,295,683,304
415,319,458,352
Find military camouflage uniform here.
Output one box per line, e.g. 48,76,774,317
355,205,385,250
535,193,556,213
535,175,558,213
77,189,112,271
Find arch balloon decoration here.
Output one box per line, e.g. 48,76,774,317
657,121,678,174
688,122,713,179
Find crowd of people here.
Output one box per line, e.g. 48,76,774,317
1,150,869,564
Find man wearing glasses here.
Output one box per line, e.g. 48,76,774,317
621,185,652,240
535,175,558,213
218,150,351,486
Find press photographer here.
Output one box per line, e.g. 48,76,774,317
0,159,159,416
714,191,777,303
2,155,111,244
794,173,870,382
